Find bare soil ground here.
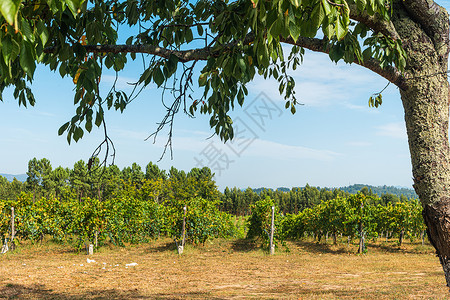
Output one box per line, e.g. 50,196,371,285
0,238,448,299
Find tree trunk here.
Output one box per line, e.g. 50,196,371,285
393,1,450,287
399,230,404,246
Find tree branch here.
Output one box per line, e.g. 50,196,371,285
348,3,400,40
280,36,407,90
44,44,213,63
45,32,406,89
401,0,449,60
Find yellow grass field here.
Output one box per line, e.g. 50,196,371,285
0,238,448,299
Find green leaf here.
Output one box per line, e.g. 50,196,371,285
2,36,12,65
65,0,85,16
58,122,70,136
126,36,133,45
167,54,178,73
59,63,67,77
356,0,366,11
269,18,282,37
375,94,382,107
73,126,84,142
289,21,300,41
237,57,246,72
237,88,244,106
322,17,334,38
291,0,300,7
153,66,164,86
316,5,326,28
139,67,153,85
329,44,345,62
335,17,347,40
85,119,92,132
21,18,34,43
322,0,332,15
95,108,103,127
0,0,20,25
36,20,49,46
104,54,114,69
19,41,35,79
290,105,296,114
197,24,204,36
198,73,207,86
185,28,193,43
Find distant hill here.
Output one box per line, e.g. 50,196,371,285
0,173,27,182
252,184,417,199
252,187,273,194
339,184,418,199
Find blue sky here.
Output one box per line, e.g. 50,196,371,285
4,2,449,191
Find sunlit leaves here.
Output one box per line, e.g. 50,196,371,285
65,0,86,16
280,194,425,252
363,33,407,71
0,0,20,25
368,93,382,107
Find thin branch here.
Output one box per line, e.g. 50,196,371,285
89,114,116,171
160,22,209,29
371,81,391,98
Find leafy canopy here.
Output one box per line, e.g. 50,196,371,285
0,0,406,151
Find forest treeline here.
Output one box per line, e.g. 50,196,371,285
0,158,416,216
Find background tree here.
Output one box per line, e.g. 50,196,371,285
26,158,53,200
145,162,167,181
70,160,90,201
122,162,145,188
0,176,24,201
51,166,71,199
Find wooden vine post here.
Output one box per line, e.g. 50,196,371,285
269,206,275,255
178,206,187,255
10,207,15,251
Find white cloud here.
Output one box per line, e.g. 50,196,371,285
247,50,387,108
376,122,407,140
163,130,342,162
112,128,149,141
34,111,56,117
245,139,341,161
341,102,377,112
347,141,372,147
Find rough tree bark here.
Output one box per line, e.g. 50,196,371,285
392,0,450,287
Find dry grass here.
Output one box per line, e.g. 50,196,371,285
0,237,448,299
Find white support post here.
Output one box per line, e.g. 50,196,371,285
269,206,275,255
